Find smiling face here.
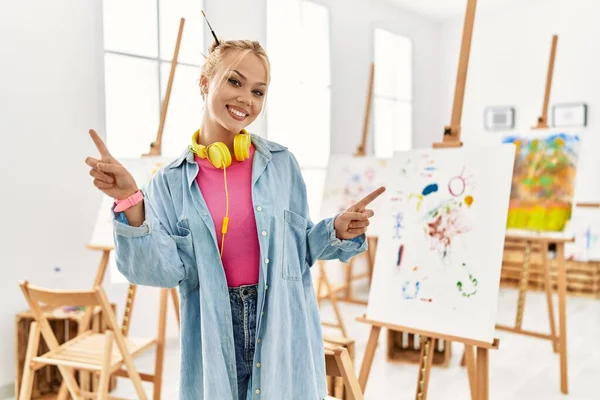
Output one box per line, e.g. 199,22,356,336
201,49,269,133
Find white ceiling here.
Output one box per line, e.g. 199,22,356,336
383,0,512,21
383,0,468,20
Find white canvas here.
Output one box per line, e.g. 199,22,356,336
89,156,173,283
565,207,600,262
320,155,388,236
366,144,516,344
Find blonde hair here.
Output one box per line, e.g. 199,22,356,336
200,39,270,98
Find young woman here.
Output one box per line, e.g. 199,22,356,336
85,39,384,400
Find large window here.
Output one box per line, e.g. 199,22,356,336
102,0,204,158
373,28,413,158
267,0,331,221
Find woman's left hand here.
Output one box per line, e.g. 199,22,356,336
334,186,386,240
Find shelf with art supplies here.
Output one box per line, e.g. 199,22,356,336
491,34,599,395
357,1,508,399
83,17,188,400
316,62,384,338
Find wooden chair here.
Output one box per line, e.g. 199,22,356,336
18,281,155,400
324,344,364,400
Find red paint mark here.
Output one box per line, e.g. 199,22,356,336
420,298,432,303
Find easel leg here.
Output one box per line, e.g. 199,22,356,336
170,287,180,327
415,337,434,400
344,259,354,300
358,326,381,391
540,240,558,352
153,288,168,400
463,345,476,400
366,237,378,285
476,347,489,400
319,261,348,337
557,244,568,394
515,241,532,329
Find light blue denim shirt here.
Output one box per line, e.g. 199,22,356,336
113,134,367,400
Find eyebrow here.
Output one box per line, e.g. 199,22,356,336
229,70,267,87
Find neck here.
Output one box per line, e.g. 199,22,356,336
198,111,238,153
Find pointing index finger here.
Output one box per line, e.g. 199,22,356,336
89,129,111,158
356,186,386,208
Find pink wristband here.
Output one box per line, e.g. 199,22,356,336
114,190,144,212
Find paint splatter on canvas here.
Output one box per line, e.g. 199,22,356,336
502,132,581,231
366,145,515,344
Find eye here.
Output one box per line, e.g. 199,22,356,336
253,90,264,97
228,78,241,87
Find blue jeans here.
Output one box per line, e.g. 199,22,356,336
229,284,258,400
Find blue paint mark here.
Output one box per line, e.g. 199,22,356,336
422,183,439,196
397,244,404,267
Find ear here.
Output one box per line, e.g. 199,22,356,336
200,74,209,95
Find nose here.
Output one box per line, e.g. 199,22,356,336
237,96,251,107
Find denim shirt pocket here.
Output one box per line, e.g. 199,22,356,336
171,218,198,296
170,218,193,247
282,209,308,281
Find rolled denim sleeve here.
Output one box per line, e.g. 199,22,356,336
305,214,367,265
113,171,187,288
288,154,368,265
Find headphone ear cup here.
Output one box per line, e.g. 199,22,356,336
233,133,251,161
208,142,232,169
190,130,208,157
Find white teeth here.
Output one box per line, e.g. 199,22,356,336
228,106,246,118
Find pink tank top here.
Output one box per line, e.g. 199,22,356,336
194,144,260,287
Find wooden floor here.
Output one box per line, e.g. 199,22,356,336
6,287,599,399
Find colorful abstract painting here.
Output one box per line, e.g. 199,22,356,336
502,132,581,231
89,157,172,283
366,145,515,344
320,155,387,236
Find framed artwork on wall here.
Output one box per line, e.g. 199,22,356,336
484,106,515,131
552,103,588,128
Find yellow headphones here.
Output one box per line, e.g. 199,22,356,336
188,129,252,258
190,129,251,169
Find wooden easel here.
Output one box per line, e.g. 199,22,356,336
358,1,499,399
80,18,186,400
496,231,572,393
316,63,377,337
494,34,571,394
342,62,379,306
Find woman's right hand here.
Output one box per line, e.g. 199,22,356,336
85,129,139,200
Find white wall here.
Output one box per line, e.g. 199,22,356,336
438,0,600,201
0,0,439,391
319,0,441,153
0,0,107,391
